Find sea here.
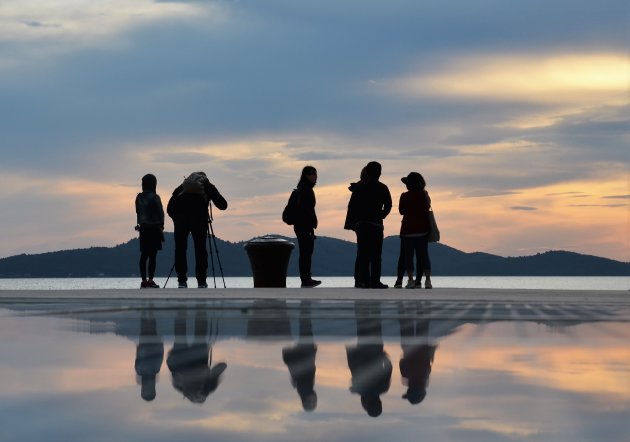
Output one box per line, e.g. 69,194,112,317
0,276,627,290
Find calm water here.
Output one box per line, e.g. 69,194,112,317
0,298,628,441
0,276,628,290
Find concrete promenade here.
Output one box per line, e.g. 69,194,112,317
0,287,628,304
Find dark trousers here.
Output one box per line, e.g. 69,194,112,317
294,226,315,282
355,224,384,286
397,237,421,280
402,236,431,274
174,222,208,284
139,251,157,280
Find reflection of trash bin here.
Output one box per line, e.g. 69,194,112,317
244,236,295,288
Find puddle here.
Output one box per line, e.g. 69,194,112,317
0,299,628,441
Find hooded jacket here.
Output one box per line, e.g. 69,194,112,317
167,179,227,225
344,177,392,230
294,181,318,230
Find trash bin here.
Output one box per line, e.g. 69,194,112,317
244,235,295,288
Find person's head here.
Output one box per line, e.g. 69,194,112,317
300,390,318,412
401,172,425,190
365,161,382,180
140,375,157,402
361,395,383,417
141,174,157,192
403,387,426,405
298,165,318,186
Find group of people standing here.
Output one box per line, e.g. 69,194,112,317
293,161,433,290
134,160,434,289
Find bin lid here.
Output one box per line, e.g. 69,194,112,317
243,235,295,249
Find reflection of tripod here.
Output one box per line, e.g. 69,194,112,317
207,205,226,288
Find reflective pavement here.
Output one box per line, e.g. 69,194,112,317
0,296,628,441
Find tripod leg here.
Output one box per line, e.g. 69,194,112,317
163,263,175,288
207,226,217,288
209,223,226,288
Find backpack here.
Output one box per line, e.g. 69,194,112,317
282,190,299,225
181,172,207,196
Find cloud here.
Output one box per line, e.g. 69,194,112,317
511,206,537,211
0,0,628,260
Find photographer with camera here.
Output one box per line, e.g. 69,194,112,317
167,172,227,289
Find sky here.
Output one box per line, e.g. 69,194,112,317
0,0,628,261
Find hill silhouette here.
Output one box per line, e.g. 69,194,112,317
0,234,628,278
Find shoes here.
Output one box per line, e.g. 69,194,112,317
178,281,187,289
354,282,368,289
424,279,433,289
145,280,159,289
198,283,208,289
405,280,415,289
394,280,403,289
371,282,388,289
415,280,422,289
301,279,322,288
140,281,148,289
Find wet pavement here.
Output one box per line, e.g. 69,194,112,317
0,289,628,441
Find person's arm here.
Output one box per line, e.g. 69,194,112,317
207,182,228,210
156,195,165,228
382,185,392,219
399,193,406,216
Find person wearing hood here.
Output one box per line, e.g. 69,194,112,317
293,166,321,288
167,172,227,289
135,173,165,289
344,162,392,289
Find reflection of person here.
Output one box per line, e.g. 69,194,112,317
166,172,227,289
282,300,317,411
135,309,164,401
346,302,392,417
166,309,227,403
398,301,436,404
293,166,321,288
344,162,392,289
398,172,433,289
135,174,164,289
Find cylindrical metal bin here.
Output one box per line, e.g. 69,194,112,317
243,235,295,287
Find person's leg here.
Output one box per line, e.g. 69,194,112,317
418,235,432,288
355,225,370,287
403,237,416,288
295,227,314,283
369,226,385,287
148,250,157,280
139,252,148,282
415,241,422,287
174,223,189,285
191,225,208,286
395,237,405,287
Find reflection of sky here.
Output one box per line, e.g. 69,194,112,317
0,308,628,441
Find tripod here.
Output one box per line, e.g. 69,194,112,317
207,205,226,288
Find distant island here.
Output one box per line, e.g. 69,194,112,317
0,234,628,278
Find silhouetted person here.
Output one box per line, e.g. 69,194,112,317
293,166,321,288
346,301,392,417
167,172,227,288
282,300,317,411
135,308,164,401
398,301,436,404
344,162,392,288
166,309,227,403
135,173,164,289
399,172,432,289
